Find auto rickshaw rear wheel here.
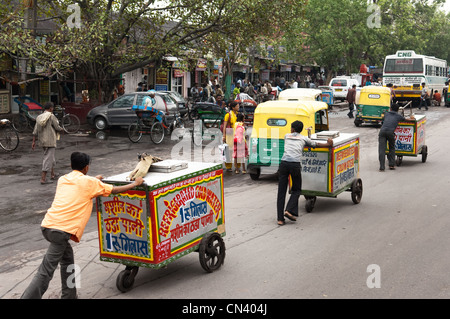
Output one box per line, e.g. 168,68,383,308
249,168,260,180
351,178,363,204
116,266,139,293
199,232,225,273
396,156,403,166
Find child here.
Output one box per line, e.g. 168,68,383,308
233,113,248,174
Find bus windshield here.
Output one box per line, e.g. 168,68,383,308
384,58,423,73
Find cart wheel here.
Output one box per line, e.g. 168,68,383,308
150,121,165,144
396,156,403,166
351,178,363,204
305,196,317,213
116,266,139,293
421,145,428,163
199,232,225,273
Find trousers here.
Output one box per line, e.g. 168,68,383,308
378,129,395,169
21,227,77,299
277,161,302,221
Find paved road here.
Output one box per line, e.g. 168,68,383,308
2,104,450,299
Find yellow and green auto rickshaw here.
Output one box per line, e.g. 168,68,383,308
354,86,392,127
247,99,329,180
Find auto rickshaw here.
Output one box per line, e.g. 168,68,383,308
354,86,392,127
247,100,329,180
278,88,323,101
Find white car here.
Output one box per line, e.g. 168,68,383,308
329,78,359,101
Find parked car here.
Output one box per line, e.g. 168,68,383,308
161,91,188,117
329,77,359,101
86,91,179,130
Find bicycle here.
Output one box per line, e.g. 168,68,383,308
128,105,184,145
12,98,80,134
0,119,20,151
53,105,81,134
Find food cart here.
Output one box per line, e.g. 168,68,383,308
96,160,226,292
299,131,363,212
388,114,427,165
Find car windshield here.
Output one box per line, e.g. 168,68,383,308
168,91,184,101
109,94,134,108
331,79,347,86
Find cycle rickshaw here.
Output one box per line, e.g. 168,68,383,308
128,104,184,145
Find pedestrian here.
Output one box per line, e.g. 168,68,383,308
215,94,226,109
222,101,240,172
233,82,241,100
387,83,396,105
346,84,357,118
432,90,441,106
233,113,248,174
378,103,415,171
21,152,144,299
277,121,333,225
419,82,428,110
32,102,64,184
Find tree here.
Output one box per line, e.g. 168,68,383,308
0,0,278,102
287,0,450,81
204,0,306,100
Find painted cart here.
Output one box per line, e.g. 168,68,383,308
387,114,427,166
96,160,226,292
298,132,363,212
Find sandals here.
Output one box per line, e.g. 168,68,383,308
235,169,240,174
277,220,285,226
284,211,297,221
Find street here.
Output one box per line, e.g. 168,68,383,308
2,104,450,300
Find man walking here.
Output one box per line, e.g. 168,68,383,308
21,152,144,299
419,82,428,110
346,84,357,118
32,102,64,184
378,104,415,171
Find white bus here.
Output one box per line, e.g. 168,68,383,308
382,50,448,105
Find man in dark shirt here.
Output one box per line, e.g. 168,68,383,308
346,84,357,118
378,104,415,171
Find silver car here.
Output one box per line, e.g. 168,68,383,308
86,91,179,130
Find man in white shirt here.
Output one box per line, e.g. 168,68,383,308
277,121,333,225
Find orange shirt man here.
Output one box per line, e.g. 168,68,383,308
22,152,144,299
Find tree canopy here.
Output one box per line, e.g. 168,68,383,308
1,0,449,101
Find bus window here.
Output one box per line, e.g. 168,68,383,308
384,58,423,73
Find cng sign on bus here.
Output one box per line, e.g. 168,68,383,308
397,51,414,58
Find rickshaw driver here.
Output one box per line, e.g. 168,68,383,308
277,120,333,226
144,89,157,108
